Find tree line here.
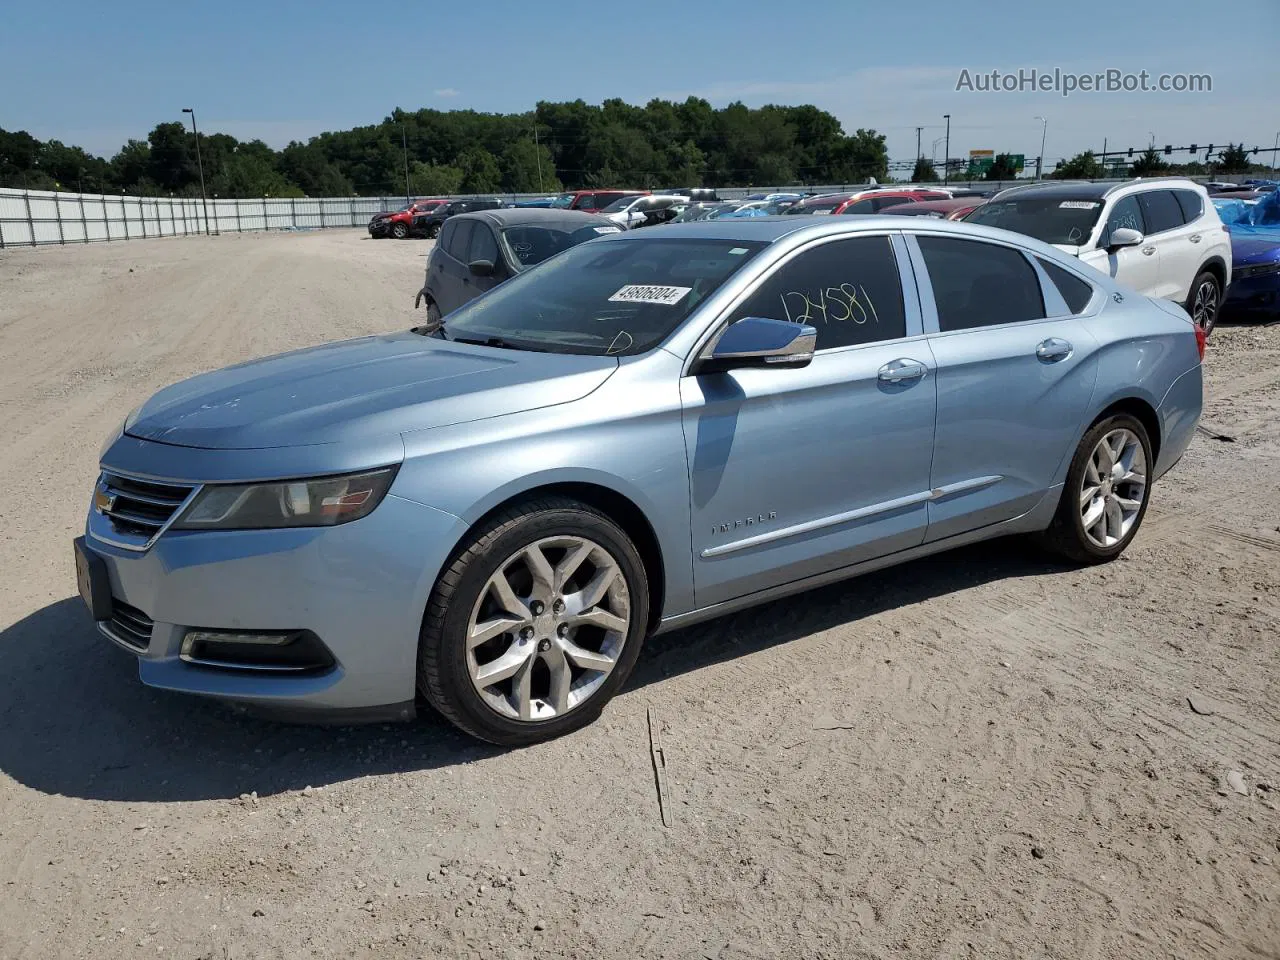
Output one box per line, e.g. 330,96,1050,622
0,98,891,199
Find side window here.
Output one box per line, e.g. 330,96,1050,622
445,220,474,261
1036,257,1095,314
1138,190,1185,235
917,236,1045,332
1173,189,1204,223
467,223,499,264
872,196,912,211
726,236,906,350
436,220,455,252
840,198,875,214
1100,195,1146,246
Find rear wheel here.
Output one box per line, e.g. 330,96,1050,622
417,497,649,746
1038,413,1153,564
1186,270,1220,336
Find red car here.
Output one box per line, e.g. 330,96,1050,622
880,198,986,220
785,188,951,217
368,198,448,239
566,190,648,214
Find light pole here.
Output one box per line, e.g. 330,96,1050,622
181,108,211,236
931,136,945,168
1034,116,1048,179
401,123,411,203
942,114,951,185
1272,132,1279,174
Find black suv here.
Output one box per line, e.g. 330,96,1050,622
411,198,504,239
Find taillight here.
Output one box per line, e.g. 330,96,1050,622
1194,323,1207,361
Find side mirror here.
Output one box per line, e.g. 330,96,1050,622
1106,226,1143,252
469,259,495,277
694,316,817,374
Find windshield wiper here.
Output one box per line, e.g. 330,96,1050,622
449,334,548,353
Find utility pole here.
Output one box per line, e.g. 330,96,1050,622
181,108,211,236
942,114,951,185
1101,136,1107,175
915,126,923,159
533,123,544,193
1272,132,1279,174
401,123,411,203
1034,115,1047,180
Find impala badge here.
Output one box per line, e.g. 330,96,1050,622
712,511,776,536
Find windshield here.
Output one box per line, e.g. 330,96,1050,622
549,194,574,208
600,195,638,214
440,237,766,355
966,197,1104,245
414,200,443,213
499,224,621,272
785,198,845,215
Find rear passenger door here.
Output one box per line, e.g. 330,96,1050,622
435,219,475,314
908,234,1101,542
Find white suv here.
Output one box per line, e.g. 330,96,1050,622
969,178,1231,333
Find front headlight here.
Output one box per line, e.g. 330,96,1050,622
172,467,399,531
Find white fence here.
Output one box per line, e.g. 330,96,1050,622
0,188,428,248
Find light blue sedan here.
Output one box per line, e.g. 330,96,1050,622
76,217,1203,744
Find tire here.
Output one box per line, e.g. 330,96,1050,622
1185,270,1221,336
418,496,649,746
1038,413,1154,565
390,221,409,240
425,222,440,240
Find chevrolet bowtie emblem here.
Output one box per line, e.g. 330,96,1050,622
94,489,117,513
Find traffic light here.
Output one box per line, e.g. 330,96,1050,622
1127,147,1133,157
1207,144,1214,153
1190,144,1197,152
1164,145,1172,155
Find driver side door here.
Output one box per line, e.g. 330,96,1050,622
680,234,938,608
1081,194,1160,296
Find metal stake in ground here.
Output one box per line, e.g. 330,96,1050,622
182,107,212,236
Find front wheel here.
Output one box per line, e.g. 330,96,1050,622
390,221,409,240
425,222,440,240
1186,270,1221,336
1038,413,1153,564
417,497,649,746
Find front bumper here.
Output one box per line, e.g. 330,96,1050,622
80,487,464,715
368,219,392,237
1224,273,1280,314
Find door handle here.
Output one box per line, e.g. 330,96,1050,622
878,359,927,383
1141,246,1156,256
1189,234,1202,243
1036,338,1072,362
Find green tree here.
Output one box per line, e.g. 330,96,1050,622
1131,148,1167,176
911,156,937,182
457,146,501,193
110,139,151,189
499,138,559,193
146,122,197,191
409,161,463,196
1052,150,1102,179
986,153,1020,180
1216,143,1250,174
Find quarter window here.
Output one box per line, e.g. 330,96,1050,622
840,198,875,214
1173,189,1204,223
1138,190,1185,235
917,236,1045,332
1036,257,1095,314
726,236,906,350
1100,195,1146,247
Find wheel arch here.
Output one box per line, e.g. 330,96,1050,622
436,480,668,634
1090,396,1162,464
1196,255,1228,292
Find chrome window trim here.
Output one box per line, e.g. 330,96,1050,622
679,230,918,376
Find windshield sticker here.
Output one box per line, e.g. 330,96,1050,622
1060,200,1101,209
594,226,622,234
728,247,749,255
780,284,879,326
810,209,833,215
608,284,692,306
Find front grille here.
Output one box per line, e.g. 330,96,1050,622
103,599,154,653
98,471,195,541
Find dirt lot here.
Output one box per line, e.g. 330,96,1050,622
0,229,1277,960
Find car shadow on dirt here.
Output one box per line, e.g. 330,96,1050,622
0,541,1063,804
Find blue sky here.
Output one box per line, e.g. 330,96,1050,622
3,0,1276,168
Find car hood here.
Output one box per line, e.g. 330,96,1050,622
126,332,618,450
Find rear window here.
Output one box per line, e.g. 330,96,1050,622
918,236,1046,332
1138,190,1185,235
1036,257,1095,314
1174,189,1204,223
500,223,620,271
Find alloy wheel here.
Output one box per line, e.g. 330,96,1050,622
1191,278,1219,334
466,536,631,722
1079,428,1147,548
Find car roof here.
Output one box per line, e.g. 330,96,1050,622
594,213,1058,248
457,208,615,229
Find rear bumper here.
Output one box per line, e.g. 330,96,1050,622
1154,363,1203,479
1224,274,1280,313
79,492,464,714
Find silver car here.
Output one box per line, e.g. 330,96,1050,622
75,216,1204,745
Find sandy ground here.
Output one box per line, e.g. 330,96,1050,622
0,229,1277,960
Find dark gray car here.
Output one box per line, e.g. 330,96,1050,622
415,208,622,321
